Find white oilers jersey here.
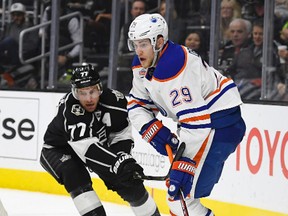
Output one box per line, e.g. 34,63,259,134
127,41,242,159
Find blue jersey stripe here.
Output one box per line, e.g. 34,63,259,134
181,122,212,129
129,93,154,105
207,83,237,109
176,105,208,118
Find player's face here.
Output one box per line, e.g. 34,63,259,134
133,39,154,68
77,85,101,112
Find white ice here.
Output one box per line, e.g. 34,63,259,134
0,188,168,216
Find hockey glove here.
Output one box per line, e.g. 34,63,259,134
140,119,179,156
112,152,144,187
167,157,196,200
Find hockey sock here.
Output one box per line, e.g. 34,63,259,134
130,192,159,216
82,206,106,216
168,197,214,216
72,190,105,216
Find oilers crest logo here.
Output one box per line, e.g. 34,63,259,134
139,68,146,77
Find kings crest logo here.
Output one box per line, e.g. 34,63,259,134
71,104,85,116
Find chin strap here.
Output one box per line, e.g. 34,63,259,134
150,41,167,68
150,49,160,68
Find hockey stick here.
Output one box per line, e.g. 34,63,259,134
133,142,186,181
166,144,189,216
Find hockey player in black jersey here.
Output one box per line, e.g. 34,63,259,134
40,64,160,216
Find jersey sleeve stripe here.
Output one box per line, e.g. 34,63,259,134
86,157,112,168
207,82,237,109
127,94,158,112
181,122,212,129
180,114,211,123
205,78,232,99
128,103,155,113
127,101,159,115
177,106,211,129
176,105,208,117
128,99,146,106
99,102,127,112
128,93,155,105
127,100,158,111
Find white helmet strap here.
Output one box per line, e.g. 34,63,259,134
150,47,161,68
150,39,165,68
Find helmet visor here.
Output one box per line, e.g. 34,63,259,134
72,83,103,100
127,39,135,51
127,39,152,52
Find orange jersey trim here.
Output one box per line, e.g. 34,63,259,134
180,114,211,124
193,134,210,165
205,78,232,100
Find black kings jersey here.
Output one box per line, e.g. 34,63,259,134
44,88,133,148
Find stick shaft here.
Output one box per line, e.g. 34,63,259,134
165,144,174,163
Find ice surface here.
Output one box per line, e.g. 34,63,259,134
0,188,140,216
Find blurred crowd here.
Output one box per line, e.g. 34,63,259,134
0,0,288,102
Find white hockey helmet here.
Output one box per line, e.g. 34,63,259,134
10,3,26,14
127,13,168,52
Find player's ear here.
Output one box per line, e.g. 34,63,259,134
156,36,164,49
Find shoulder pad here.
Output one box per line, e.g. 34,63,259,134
99,89,127,109
153,43,186,81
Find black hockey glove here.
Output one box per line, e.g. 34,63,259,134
112,152,144,187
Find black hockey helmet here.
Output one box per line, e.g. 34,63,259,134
71,64,103,99
71,64,100,88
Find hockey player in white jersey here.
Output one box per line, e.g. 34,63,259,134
127,13,246,216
